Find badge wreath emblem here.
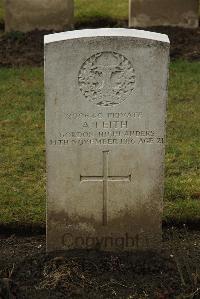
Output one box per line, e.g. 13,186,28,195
78,51,136,107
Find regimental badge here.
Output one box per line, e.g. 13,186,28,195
78,51,136,107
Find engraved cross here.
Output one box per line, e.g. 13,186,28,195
80,151,131,225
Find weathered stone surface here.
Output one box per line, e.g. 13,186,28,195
5,0,73,32
45,28,170,252
129,0,199,28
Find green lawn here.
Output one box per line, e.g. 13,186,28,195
0,61,199,226
165,61,200,224
0,68,45,225
0,0,3,24
75,0,128,23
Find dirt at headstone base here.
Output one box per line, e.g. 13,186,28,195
0,230,200,298
0,24,199,67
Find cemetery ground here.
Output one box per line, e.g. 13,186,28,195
0,61,200,233
1,60,200,299
0,1,200,299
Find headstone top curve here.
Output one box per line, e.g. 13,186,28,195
44,28,170,45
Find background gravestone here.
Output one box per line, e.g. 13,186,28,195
5,0,74,32
45,28,170,252
129,0,199,28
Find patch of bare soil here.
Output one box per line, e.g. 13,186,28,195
145,26,200,61
0,20,199,67
0,229,200,298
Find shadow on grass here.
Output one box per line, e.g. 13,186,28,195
0,223,45,236
0,20,4,31
1,220,200,237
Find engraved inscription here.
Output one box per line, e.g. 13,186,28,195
65,112,143,120
50,128,164,146
80,151,131,225
49,110,164,147
78,52,136,107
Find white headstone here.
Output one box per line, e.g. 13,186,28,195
45,28,170,252
5,0,74,33
129,0,199,28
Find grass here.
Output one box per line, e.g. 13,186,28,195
0,0,3,24
0,61,199,226
0,68,45,225
75,0,128,23
164,61,200,224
